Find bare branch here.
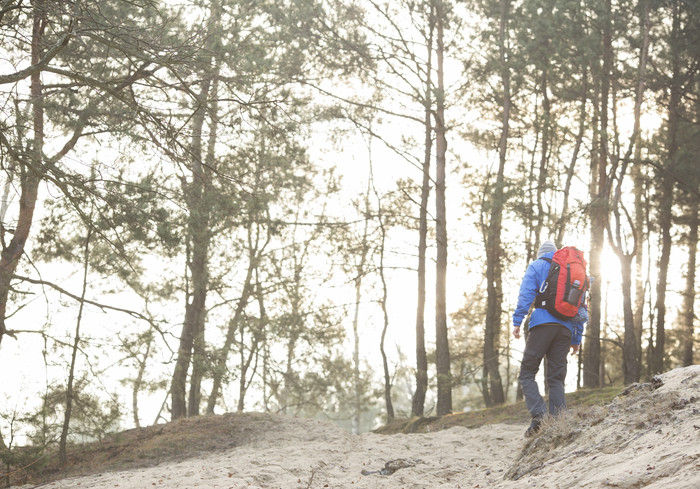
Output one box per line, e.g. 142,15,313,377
11,274,154,323
0,32,72,86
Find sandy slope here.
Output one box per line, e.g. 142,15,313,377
26,365,700,489
500,364,700,489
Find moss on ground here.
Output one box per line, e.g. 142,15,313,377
374,385,622,434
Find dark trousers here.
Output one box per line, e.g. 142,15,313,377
518,323,572,417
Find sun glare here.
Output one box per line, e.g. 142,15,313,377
599,246,623,284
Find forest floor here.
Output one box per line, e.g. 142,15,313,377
6,365,700,488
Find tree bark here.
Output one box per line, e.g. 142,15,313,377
534,52,550,245
584,0,613,389
59,211,92,466
632,163,646,371
682,201,698,366
411,3,434,419
482,0,511,407
171,75,213,420
651,0,682,376
237,278,264,414
0,2,44,344
351,188,370,432
132,335,153,428
620,253,639,383
170,0,224,419
556,70,588,245
652,182,673,375
608,0,649,385
205,254,255,414
189,69,221,417
377,199,394,421
434,0,452,416
632,0,652,371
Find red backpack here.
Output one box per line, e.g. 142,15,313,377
535,246,589,320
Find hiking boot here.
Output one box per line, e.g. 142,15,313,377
525,414,544,437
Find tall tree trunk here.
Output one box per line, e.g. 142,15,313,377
237,278,264,414
482,0,511,407
609,189,639,387
412,4,434,419
238,321,252,413
609,0,649,385
586,221,604,388
682,201,698,366
534,52,551,244
351,187,370,433
281,323,299,413
619,253,639,383
685,74,700,367
171,0,222,420
434,0,452,416
632,1,652,371
351,263,363,432
172,77,213,420
556,69,588,245
652,185,673,375
351,268,363,431
0,2,44,344
652,0,682,375
585,0,613,389
187,242,210,416
132,335,153,428
205,255,255,414
377,199,394,421
189,69,221,417
632,164,646,370
59,213,92,467
632,177,648,366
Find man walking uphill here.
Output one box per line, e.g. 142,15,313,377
512,240,588,437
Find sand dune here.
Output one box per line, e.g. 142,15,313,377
25,365,700,489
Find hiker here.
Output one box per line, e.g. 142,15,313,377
512,240,589,437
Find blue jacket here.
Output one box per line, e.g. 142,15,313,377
512,251,587,345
